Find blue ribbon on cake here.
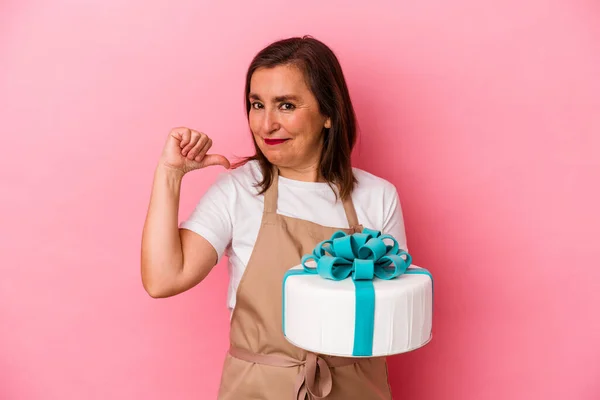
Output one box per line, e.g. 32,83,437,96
283,228,433,357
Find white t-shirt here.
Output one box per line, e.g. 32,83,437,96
180,160,408,311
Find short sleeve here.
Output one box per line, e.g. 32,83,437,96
382,186,409,252
179,173,233,262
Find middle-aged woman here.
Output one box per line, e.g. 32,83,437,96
141,36,409,399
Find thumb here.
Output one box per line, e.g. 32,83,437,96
200,154,231,169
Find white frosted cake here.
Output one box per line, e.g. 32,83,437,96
282,230,433,358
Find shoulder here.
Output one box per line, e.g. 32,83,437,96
211,159,261,195
352,167,398,196
229,159,262,182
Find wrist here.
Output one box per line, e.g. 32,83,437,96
155,164,185,183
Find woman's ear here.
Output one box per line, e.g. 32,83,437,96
324,118,331,129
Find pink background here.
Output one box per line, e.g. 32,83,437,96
1,1,599,399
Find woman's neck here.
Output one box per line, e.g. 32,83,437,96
277,163,325,183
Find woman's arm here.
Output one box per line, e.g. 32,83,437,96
140,166,218,298
382,185,409,252
140,127,230,298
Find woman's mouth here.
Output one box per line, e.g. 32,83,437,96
264,138,290,146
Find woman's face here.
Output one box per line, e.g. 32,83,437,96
248,64,331,171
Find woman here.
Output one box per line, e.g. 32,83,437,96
141,36,408,399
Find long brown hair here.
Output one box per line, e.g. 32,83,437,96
233,35,358,201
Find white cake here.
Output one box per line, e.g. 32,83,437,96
282,260,433,357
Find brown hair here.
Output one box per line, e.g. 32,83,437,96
233,35,358,201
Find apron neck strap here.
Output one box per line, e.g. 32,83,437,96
263,165,360,229
263,165,279,214
341,195,360,230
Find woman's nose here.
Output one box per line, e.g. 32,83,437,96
262,109,280,134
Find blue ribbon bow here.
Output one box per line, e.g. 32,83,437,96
301,228,412,282
283,228,433,357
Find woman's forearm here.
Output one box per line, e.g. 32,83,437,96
140,165,185,296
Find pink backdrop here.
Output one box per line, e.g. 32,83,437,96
1,1,599,399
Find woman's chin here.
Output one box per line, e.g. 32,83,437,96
263,153,286,166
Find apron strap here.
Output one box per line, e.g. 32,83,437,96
263,165,361,231
229,346,358,400
341,196,360,231
263,165,279,214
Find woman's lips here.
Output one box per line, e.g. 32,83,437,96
264,138,289,146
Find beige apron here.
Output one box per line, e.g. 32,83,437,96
217,167,393,399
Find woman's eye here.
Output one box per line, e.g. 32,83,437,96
251,102,263,109
280,103,295,111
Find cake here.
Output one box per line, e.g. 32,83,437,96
282,229,433,357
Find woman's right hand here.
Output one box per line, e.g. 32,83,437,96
159,127,231,175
